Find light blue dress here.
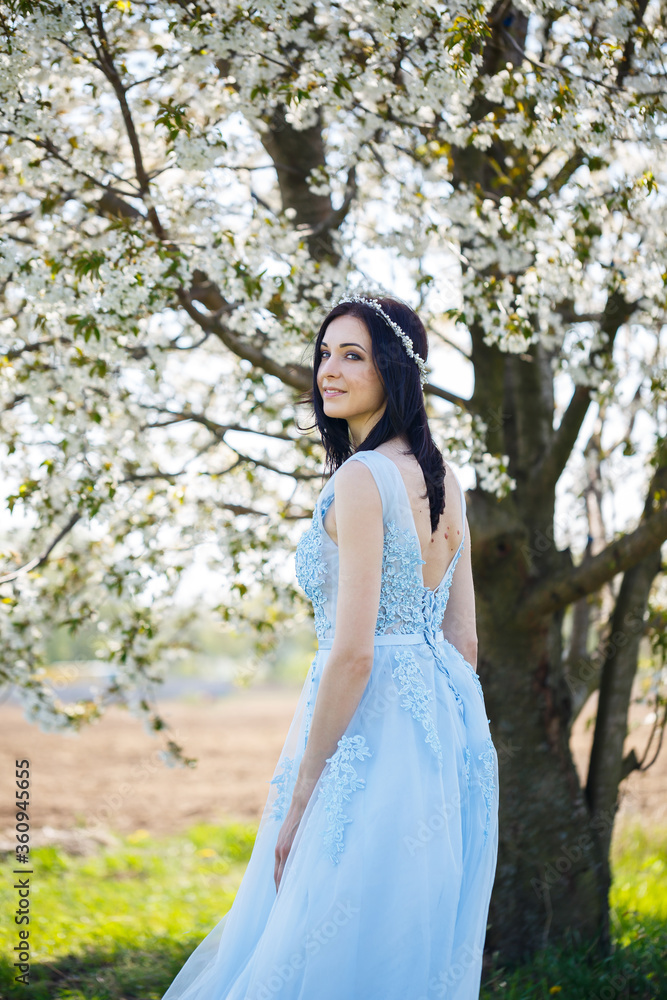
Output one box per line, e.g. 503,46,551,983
161,450,499,1000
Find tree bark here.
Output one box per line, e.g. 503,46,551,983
585,553,660,858
565,411,617,723
453,4,665,961
476,591,610,958
585,461,667,859
468,389,666,961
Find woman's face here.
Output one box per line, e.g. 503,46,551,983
316,314,387,444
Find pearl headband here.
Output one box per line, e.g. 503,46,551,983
332,294,430,387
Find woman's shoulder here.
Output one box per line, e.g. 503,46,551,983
332,451,391,514
335,451,384,488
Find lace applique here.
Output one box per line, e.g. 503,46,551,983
451,680,465,720
432,540,465,623
295,497,332,638
392,649,443,762
269,755,294,821
319,734,372,864
304,668,318,747
320,490,335,525
468,666,485,703
440,635,484,705
463,745,471,788
304,701,312,748
477,736,497,844
375,520,426,635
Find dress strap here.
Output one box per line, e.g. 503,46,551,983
343,450,466,539
457,474,466,519
341,450,396,522
454,472,466,549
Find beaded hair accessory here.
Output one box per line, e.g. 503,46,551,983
332,294,430,387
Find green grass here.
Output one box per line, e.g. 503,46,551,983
0,823,256,1000
480,821,667,999
0,821,664,999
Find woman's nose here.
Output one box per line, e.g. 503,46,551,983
319,355,340,378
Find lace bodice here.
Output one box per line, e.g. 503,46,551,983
295,450,466,642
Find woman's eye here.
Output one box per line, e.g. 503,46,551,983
319,350,362,360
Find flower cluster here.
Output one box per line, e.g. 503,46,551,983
0,0,664,744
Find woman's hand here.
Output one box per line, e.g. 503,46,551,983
274,797,307,891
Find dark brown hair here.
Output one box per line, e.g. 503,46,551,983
303,294,446,532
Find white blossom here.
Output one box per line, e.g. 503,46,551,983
0,0,665,745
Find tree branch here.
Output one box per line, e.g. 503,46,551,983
123,467,271,516
540,384,592,487
309,164,358,237
616,0,651,89
141,406,301,443
176,294,313,391
423,381,471,409
501,23,665,96
536,290,636,495
83,5,167,239
4,337,70,359
0,130,139,201
223,446,322,481
0,511,81,585
430,329,471,361
584,456,666,855
529,148,586,201
518,501,667,624
2,394,28,412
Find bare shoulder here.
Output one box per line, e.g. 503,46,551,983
333,460,384,555
334,458,381,507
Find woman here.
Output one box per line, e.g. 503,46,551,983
161,294,499,1000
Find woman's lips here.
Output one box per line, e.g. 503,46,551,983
323,388,345,396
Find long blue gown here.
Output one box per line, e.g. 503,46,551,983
161,449,499,1000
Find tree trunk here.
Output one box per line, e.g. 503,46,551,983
565,410,616,723
447,5,667,962
469,452,665,961
470,496,609,960
585,462,667,859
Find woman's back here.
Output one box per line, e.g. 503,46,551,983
316,447,477,667
323,446,463,588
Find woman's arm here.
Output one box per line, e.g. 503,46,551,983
274,460,383,888
441,514,478,668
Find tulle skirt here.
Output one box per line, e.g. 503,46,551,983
161,634,499,1000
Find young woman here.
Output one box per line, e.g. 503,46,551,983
161,294,499,1000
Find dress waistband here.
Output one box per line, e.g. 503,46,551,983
317,630,445,650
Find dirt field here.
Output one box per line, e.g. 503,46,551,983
0,678,664,854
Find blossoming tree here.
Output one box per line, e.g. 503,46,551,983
1,0,666,962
